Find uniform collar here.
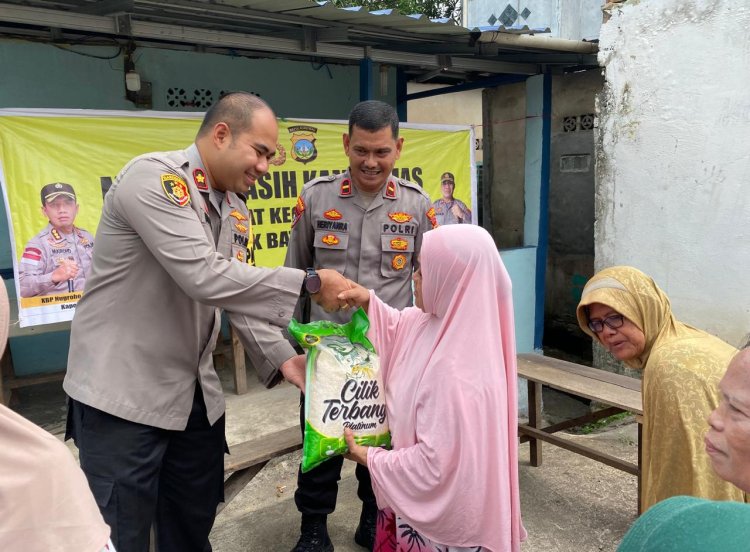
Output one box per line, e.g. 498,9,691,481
46,223,75,239
382,176,398,200
342,170,399,200
185,144,210,191
185,144,232,213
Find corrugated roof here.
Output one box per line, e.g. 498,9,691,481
0,0,596,83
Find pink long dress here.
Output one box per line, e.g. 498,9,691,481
364,224,526,552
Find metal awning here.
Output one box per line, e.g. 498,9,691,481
0,0,598,83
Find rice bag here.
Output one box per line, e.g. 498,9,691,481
288,307,391,472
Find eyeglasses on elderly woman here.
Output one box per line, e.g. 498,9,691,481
587,313,625,333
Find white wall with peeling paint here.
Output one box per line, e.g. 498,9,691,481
596,0,750,346
466,0,603,40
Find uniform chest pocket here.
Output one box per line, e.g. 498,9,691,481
313,230,349,273
380,234,414,278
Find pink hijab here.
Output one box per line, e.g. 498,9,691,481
0,283,111,551
366,224,526,551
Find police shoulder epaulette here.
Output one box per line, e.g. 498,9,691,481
301,174,339,194
398,178,431,199
305,174,338,186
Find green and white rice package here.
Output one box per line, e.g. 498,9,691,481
289,308,391,472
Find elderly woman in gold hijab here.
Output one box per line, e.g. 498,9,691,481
576,266,744,512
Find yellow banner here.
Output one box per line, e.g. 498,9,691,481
0,110,475,327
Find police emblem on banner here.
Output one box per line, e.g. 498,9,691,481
289,125,318,164
161,174,191,207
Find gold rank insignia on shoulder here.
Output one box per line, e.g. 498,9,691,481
51,228,63,242
193,168,208,191
235,222,248,234
392,254,407,270
292,196,306,228
161,174,191,207
229,210,248,222
324,209,342,220
339,179,352,197
388,212,412,223
321,234,339,246
385,180,397,199
426,207,438,229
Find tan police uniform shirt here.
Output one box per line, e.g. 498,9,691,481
284,170,435,330
63,144,304,430
432,198,472,225
18,224,94,297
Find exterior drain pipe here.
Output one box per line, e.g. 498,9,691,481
478,32,599,54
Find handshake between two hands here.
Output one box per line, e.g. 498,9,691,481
310,268,370,314
279,268,370,392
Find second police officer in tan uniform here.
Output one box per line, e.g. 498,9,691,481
19,183,95,297
63,93,349,552
283,100,437,552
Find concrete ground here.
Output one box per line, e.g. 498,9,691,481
12,361,638,552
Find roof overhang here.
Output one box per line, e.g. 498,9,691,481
0,0,599,84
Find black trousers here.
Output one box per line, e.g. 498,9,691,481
66,386,226,552
294,393,376,516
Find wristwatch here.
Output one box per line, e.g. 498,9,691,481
303,267,321,295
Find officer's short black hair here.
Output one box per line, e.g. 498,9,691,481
348,100,399,139
197,92,272,139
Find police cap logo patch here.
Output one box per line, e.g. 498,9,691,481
161,174,191,207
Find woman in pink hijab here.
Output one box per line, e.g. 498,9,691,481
0,283,113,551
339,224,526,552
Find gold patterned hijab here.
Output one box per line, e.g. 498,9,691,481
576,266,682,370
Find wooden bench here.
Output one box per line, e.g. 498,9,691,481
517,352,643,511
219,425,302,514
212,326,250,396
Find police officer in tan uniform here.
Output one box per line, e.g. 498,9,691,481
431,171,472,225
19,183,94,297
63,93,348,552
283,100,436,552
